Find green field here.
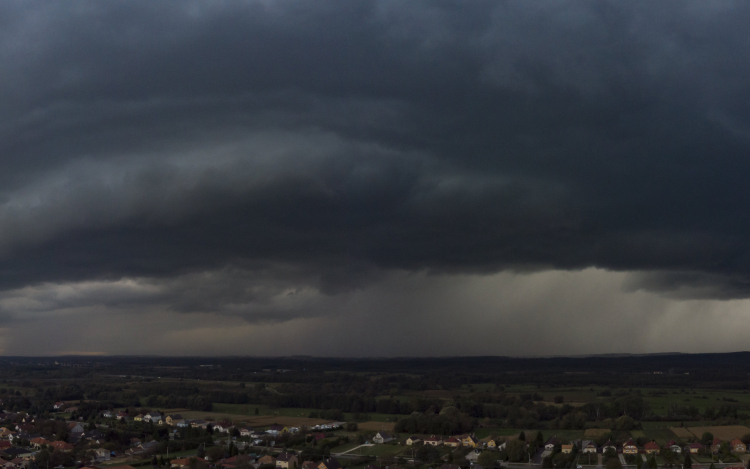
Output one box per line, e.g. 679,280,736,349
211,403,319,418
331,441,362,454
638,389,750,415
474,427,584,441
493,386,750,417
343,412,399,423
641,428,678,444
353,444,408,457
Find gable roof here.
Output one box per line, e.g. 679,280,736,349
50,441,74,450
320,458,342,469
277,453,297,462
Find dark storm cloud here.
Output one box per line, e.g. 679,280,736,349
2,0,750,307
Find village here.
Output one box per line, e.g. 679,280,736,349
0,399,747,469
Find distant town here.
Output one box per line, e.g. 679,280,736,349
0,355,749,469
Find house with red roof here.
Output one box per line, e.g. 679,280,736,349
644,442,660,454
424,435,443,446
444,437,461,448
49,441,74,452
666,440,681,453
711,438,722,454
623,439,638,454
731,439,746,453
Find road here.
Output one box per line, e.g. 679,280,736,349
332,444,374,456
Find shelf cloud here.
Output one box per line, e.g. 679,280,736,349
2,1,750,354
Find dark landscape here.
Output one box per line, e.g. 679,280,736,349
0,354,748,469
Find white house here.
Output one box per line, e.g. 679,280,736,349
373,432,394,444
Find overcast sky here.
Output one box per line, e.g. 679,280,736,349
2,1,750,356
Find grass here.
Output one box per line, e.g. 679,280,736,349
343,412,399,423
352,444,407,457
577,453,599,465
473,428,584,442
642,429,676,444
212,403,320,418
639,389,750,415
331,442,362,454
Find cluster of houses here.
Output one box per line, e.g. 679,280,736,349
197,454,343,469
102,410,342,433
401,434,485,449
0,419,88,469
541,436,749,455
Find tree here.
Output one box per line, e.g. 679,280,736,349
206,446,225,462
197,445,206,459
152,456,158,467
701,433,714,446
478,451,498,468
255,408,259,415
683,452,692,469
614,415,636,431
636,454,643,469
648,455,657,469
606,458,623,469
536,431,544,447
518,431,526,442
506,440,526,462
35,449,50,468
554,396,564,404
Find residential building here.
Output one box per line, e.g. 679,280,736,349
644,442,660,454
581,440,597,453
544,437,559,451
317,458,341,469
373,432,394,444
258,455,276,466
731,439,746,453
623,439,638,455
462,435,479,448
49,441,74,452
711,438,722,454
424,436,443,446
444,437,461,448
276,453,298,469
601,440,617,454
166,415,182,426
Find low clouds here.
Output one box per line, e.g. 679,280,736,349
4,268,750,357
0,1,750,354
